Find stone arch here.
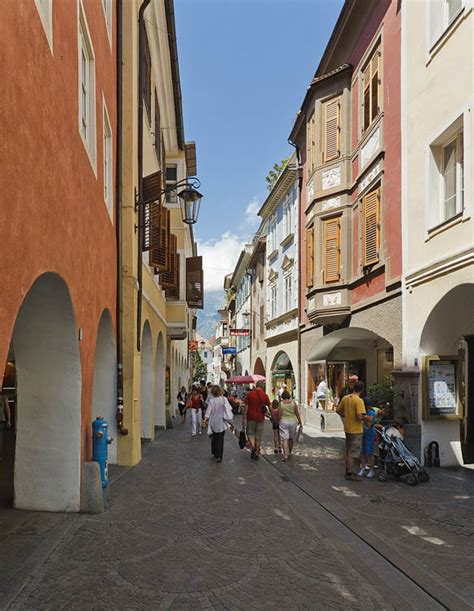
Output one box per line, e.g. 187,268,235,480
154,332,165,429
11,273,82,511
140,321,153,439
91,309,117,463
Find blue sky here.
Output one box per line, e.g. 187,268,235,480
175,0,344,296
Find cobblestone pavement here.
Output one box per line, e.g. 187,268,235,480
1,418,473,610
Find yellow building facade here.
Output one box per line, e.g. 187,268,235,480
118,0,200,466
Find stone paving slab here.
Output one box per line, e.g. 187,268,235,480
1,419,472,609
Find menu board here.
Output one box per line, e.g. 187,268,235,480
427,360,458,417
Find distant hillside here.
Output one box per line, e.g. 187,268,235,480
196,290,224,342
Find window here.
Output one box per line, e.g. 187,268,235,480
143,29,152,121
362,45,381,133
260,305,264,335
78,4,96,168
430,0,464,46
306,227,314,288
284,198,293,237
323,217,341,282
166,165,177,203
270,284,277,320
268,215,277,253
362,188,380,267
307,111,316,175
34,0,53,50
284,275,293,311
103,103,113,220
323,96,341,162
429,126,464,226
102,0,112,41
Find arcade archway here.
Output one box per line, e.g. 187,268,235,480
140,321,153,439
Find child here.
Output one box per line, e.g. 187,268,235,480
359,396,376,478
269,399,281,454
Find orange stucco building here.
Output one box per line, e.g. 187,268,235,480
0,0,117,511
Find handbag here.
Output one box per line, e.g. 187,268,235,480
238,428,247,449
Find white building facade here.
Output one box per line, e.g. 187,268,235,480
401,0,474,465
259,158,299,399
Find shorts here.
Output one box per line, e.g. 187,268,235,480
345,433,362,459
272,421,280,431
246,420,264,442
178,404,186,415
361,430,376,455
279,421,297,441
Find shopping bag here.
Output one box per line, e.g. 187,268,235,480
238,428,247,449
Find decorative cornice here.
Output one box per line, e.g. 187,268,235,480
405,247,474,289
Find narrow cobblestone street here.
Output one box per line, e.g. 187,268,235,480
1,420,473,610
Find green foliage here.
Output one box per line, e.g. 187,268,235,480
265,156,290,191
193,351,208,383
367,376,394,408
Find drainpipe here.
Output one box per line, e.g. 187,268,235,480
288,137,302,404
137,0,152,352
115,0,128,434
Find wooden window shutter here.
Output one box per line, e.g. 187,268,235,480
323,218,341,283
154,90,161,168
324,97,341,162
144,29,151,120
363,63,371,132
306,227,314,288
186,256,204,309
149,204,170,272
161,233,177,288
371,51,380,124
362,189,380,267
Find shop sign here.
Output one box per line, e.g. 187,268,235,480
188,340,199,352
230,329,250,337
423,356,461,419
222,347,237,355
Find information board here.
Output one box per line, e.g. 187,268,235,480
426,358,459,418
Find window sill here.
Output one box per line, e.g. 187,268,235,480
280,233,294,248
425,211,467,241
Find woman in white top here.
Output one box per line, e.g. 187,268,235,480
203,385,234,463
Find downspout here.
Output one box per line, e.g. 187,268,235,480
115,0,128,434
137,0,152,352
288,137,302,404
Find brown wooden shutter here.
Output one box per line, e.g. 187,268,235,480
362,189,380,267
323,218,341,283
363,63,371,132
142,170,162,205
161,233,177,287
149,204,170,272
371,52,380,123
186,256,204,309
306,227,314,288
144,29,151,120
324,97,341,162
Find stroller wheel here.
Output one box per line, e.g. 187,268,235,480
418,470,430,483
406,474,418,486
378,472,387,482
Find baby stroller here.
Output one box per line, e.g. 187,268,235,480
377,425,430,486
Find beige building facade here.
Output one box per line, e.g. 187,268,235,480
402,1,473,465
118,0,201,466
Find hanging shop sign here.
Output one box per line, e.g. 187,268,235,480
222,347,237,355
188,340,199,352
230,329,250,337
423,356,462,420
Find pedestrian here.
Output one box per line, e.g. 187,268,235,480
187,387,204,436
200,380,208,420
358,396,376,478
177,386,188,423
269,399,282,454
242,381,270,461
203,385,234,463
336,381,370,481
279,391,303,462
0,389,11,461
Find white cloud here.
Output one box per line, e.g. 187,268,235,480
197,231,246,292
244,197,261,226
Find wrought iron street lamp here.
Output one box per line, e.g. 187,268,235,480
178,181,203,225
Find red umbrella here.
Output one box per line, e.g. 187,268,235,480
226,374,266,384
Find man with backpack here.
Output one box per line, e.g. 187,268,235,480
242,381,270,461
